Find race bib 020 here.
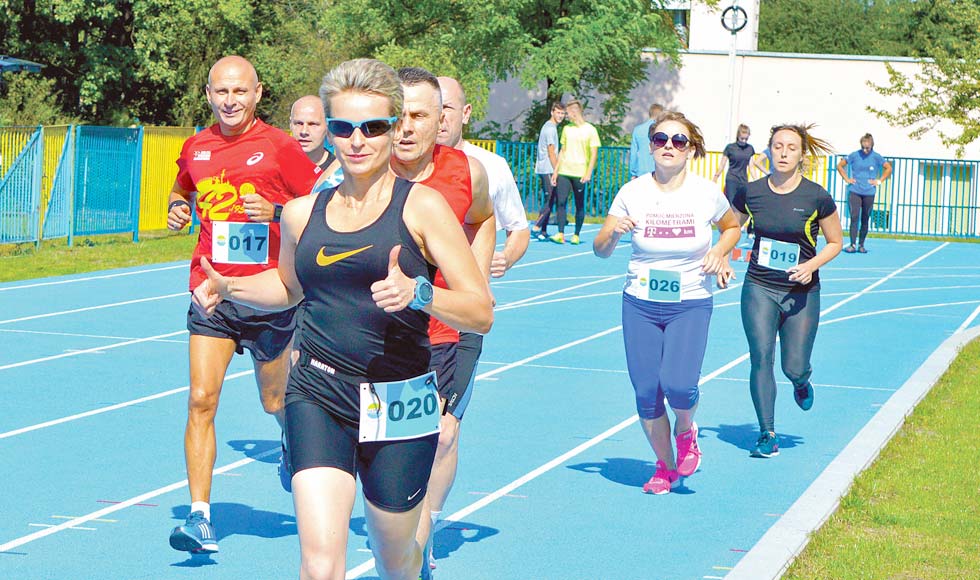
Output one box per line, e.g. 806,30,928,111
359,372,441,442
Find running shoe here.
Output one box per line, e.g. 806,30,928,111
642,460,678,495
278,435,293,493
858,246,868,253
536,232,549,241
549,233,565,244
419,545,434,580
794,381,814,411
570,234,580,245
169,511,219,553
674,422,702,476
751,431,780,458
843,245,857,253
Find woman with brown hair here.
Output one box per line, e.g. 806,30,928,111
728,124,843,459
594,111,741,494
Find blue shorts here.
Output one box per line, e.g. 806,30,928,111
621,293,713,419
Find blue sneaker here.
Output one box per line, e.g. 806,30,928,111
169,511,218,553
278,437,292,493
794,381,814,411
418,534,435,579
751,431,780,458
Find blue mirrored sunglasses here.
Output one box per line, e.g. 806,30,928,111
325,116,398,138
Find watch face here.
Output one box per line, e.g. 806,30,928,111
419,281,433,302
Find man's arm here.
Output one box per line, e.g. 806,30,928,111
167,180,194,231
583,145,598,183
462,156,495,279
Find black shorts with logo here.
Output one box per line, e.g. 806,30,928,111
186,299,297,362
284,356,438,512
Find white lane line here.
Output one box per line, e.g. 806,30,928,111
819,242,948,318
0,264,187,291
478,361,629,375
0,328,188,343
954,304,980,334
0,370,254,440
511,241,628,269
0,330,189,372
347,245,952,577
0,448,279,553
27,524,96,531
711,377,897,392
0,293,186,325
491,275,614,285
495,275,621,310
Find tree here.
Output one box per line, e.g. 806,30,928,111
321,0,684,143
867,1,980,156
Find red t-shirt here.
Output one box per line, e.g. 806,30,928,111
420,145,473,345
176,120,321,290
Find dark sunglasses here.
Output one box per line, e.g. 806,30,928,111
650,132,690,151
325,116,398,138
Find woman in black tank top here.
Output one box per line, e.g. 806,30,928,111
190,58,492,580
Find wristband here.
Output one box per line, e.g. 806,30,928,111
273,204,284,223
168,199,191,213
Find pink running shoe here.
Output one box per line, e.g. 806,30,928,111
675,422,702,477
642,460,678,495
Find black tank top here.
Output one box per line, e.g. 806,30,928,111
294,177,433,381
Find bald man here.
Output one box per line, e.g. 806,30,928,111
289,95,343,183
166,55,321,554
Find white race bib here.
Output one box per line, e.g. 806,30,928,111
359,372,441,442
757,238,800,271
211,222,270,264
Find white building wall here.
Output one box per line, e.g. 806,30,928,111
476,50,977,160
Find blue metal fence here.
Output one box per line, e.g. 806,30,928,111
1,130,979,245
41,127,76,242
73,126,143,241
0,127,43,244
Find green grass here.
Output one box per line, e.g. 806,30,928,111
784,336,980,580
0,230,196,283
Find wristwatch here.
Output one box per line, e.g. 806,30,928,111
272,203,284,222
408,276,433,310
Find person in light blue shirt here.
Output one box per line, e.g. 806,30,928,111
836,133,892,253
628,103,664,179
531,101,565,239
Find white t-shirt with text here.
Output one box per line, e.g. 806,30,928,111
608,172,730,301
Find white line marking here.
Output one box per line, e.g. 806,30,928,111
491,275,614,285
26,524,96,531
0,264,187,291
710,377,896,392
51,516,117,523
0,328,189,343
346,245,950,578
511,241,627,270
0,448,279,553
496,291,623,311
0,370,254,439
0,293,186,325
478,361,629,375
0,330,189,371
495,275,621,310
955,304,980,334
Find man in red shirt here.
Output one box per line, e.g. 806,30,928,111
165,55,321,554
390,67,494,576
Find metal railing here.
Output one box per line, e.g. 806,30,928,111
2,130,978,245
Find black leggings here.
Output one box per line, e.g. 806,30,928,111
534,174,558,233
740,280,820,433
848,192,875,246
555,175,585,235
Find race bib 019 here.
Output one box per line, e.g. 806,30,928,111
211,222,270,265
757,238,800,271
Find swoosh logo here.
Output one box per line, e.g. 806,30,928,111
407,488,422,501
316,244,373,267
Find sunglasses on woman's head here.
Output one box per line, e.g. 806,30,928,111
650,132,690,151
325,117,398,138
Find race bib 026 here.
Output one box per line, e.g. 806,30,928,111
643,268,681,302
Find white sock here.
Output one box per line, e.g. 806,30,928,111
191,501,210,521
430,509,441,528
